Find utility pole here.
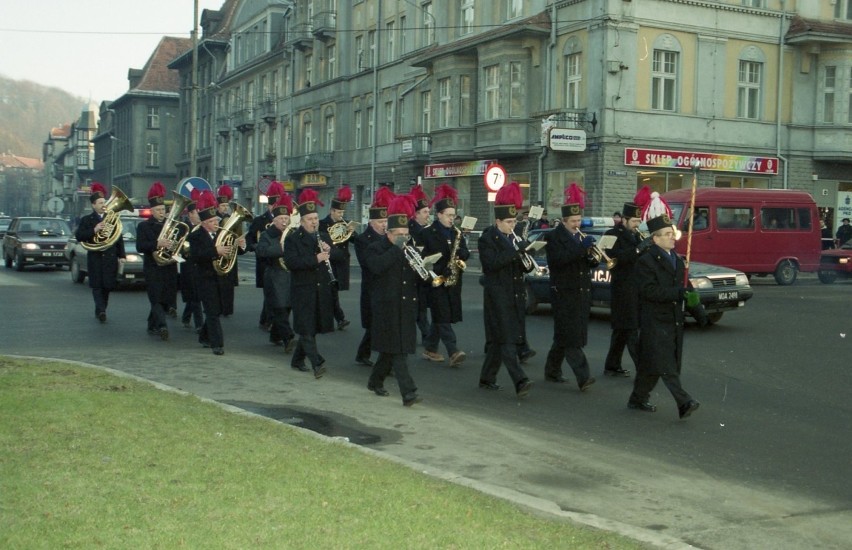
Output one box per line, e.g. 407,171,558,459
190,0,199,176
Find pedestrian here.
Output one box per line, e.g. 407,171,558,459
837,218,852,247
477,182,535,397
284,188,336,378
602,187,653,377
189,190,244,356
136,182,178,341
407,183,432,344
628,192,701,419
353,186,394,367
255,193,296,353
420,183,470,368
246,181,285,332
364,194,423,406
215,183,238,316
530,210,551,230
179,190,203,333
543,183,597,392
74,182,126,323
319,185,355,331
612,211,623,227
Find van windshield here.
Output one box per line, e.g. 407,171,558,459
670,204,684,228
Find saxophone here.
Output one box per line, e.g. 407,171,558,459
444,226,466,287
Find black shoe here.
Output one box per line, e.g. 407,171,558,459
284,338,296,353
516,380,533,398
97,312,107,323
167,307,177,318
159,328,169,341
519,349,536,364
337,319,350,330
367,384,389,397
579,377,596,392
313,364,327,379
355,357,374,367
628,401,657,413
545,375,566,383
291,364,310,372
212,347,224,356
403,395,422,407
259,322,272,332
147,328,159,336
199,340,211,348
678,400,700,419
604,368,631,377
478,381,502,391
182,321,191,329
270,338,284,346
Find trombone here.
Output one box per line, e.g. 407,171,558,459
578,230,617,270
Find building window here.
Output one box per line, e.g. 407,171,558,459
146,142,159,167
326,44,337,80
399,16,407,55
421,91,431,133
438,78,451,128
565,53,581,109
509,62,523,118
147,106,160,129
305,54,313,87
355,35,364,69
325,111,335,151
834,0,852,19
461,1,474,36
742,0,764,7
507,0,522,19
848,68,852,124
423,2,434,46
246,135,253,165
386,21,395,62
384,101,394,142
303,119,312,154
737,60,762,119
460,75,471,125
354,109,362,149
367,106,374,147
651,50,678,111
823,66,836,123
398,97,406,135
367,30,376,67
484,64,500,120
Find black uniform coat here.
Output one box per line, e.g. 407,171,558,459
283,227,335,336
179,225,201,302
636,244,686,377
478,226,531,345
604,225,643,330
255,225,292,309
188,227,231,315
136,217,178,304
545,223,598,347
365,237,419,354
246,209,274,287
75,211,126,290
354,225,383,329
420,221,470,324
319,214,352,291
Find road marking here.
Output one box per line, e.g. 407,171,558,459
0,271,39,286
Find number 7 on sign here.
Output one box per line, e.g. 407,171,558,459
484,164,507,193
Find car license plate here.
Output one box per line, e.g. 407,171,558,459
718,291,738,300
125,274,135,279
45,252,63,257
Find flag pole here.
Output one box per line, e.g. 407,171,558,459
684,157,700,286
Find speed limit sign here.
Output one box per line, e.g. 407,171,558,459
484,164,507,193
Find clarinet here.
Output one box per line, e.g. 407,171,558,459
316,232,337,285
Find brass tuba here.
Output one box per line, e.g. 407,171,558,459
153,191,193,266
82,185,135,251
213,203,253,275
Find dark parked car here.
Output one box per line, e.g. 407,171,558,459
65,214,146,287
0,216,11,240
524,225,754,324
2,217,72,271
817,241,852,283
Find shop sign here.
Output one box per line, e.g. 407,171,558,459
624,147,779,175
424,159,496,179
549,128,586,152
301,173,327,187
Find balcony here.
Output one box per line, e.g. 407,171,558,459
234,109,255,133
474,119,538,157
216,116,231,137
285,23,313,51
287,152,334,175
312,12,337,40
812,126,852,161
258,97,277,124
429,128,476,160
398,134,432,163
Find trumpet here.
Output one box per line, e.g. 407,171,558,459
578,230,617,270
403,241,442,286
512,234,545,275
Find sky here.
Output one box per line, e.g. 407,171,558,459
1,0,224,102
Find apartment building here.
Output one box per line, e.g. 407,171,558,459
169,0,852,227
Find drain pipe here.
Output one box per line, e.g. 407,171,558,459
776,1,788,189
539,2,557,204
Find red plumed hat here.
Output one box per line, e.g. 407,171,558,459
297,188,322,216
216,183,233,203
409,184,430,210
147,181,166,207
623,185,652,219
494,181,522,220
643,191,675,233
196,190,219,220
370,186,395,219
560,182,586,218
89,182,107,203
387,194,416,230
430,183,458,212
187,188,202,212
331,185,353,210
271,193,294,217
266,181,284,202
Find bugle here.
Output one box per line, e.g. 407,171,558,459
512,234,545,275
403,241,442,286
578,230,617,270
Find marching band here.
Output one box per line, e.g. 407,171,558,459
75,178,704,416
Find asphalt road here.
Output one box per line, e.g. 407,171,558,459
2,259,850,549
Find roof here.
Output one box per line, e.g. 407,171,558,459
49,124,72,139
129,36,193,93
0,153,44,170
786,16,852,43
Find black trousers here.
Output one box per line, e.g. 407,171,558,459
182,300,203,330
544,342,591,385
369,352,418,401
147,301,168,331
604,328,640,371
270,306,294,343
331,285,345,322
92,288,111,315
480,342,529,390
630,372,691,408
292,334,324,370
356,328,372,361
424,322,459,356
199,311,223,349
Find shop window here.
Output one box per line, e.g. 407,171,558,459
715,176,769,189
636,171,686,194
717,207,754,230
546,170,584,213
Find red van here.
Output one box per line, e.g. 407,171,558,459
662,188,821,285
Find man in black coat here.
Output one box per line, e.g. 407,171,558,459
364,204,422,406
629,213,701,419
179,200,203,332
136,182,179,341
319,185,355,331
602,199,652,377
353,191,391,367
407,185,432,343
75,183,125,323
284,193,335,378
255,195,296,352
246,181,285,331
216,184,238,316
477,183,534,397
543,186,598,392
